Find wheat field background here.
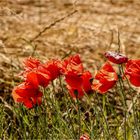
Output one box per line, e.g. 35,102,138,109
0,0,140,97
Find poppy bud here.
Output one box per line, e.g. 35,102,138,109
105,51,128,64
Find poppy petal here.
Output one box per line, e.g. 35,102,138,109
125,59,140,87
92,62,118,93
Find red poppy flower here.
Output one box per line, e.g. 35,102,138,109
23,57,41,70
26,70,51,88
20,57,42,79
80,134,90,140
65,71,83,89
12,82,43,109
20,58,62,88
66,71,93,98
64,54,82,66
67,85,84,99
105,51,128,64
65,71,92,93
42,59,61,80
125,59,140,87
92,62,118,93
61,54,84,75
81,71,93,93
65,72,85,99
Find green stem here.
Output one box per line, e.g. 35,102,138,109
95,92,111,139
76,99,81,139
64,94,77,139
58,76,64,93
118,65,127,140
120,64,140,139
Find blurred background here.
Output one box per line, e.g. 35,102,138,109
0,0,140,98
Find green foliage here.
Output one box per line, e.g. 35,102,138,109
0,78,140,140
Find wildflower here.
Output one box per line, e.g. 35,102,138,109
67,85,85,99
23,57,41,70
105,51,128,64
81,71,93,93
66,71,93,98
42,59,61,80
92,62,118,93
64,54,82,66
65,71,83,89
62,55,91,98
80,134,90,140
20,57,41,79
26,70,51,88
12,82,42,109
61,54,84,75
22,58,62,88
125,59,140,87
